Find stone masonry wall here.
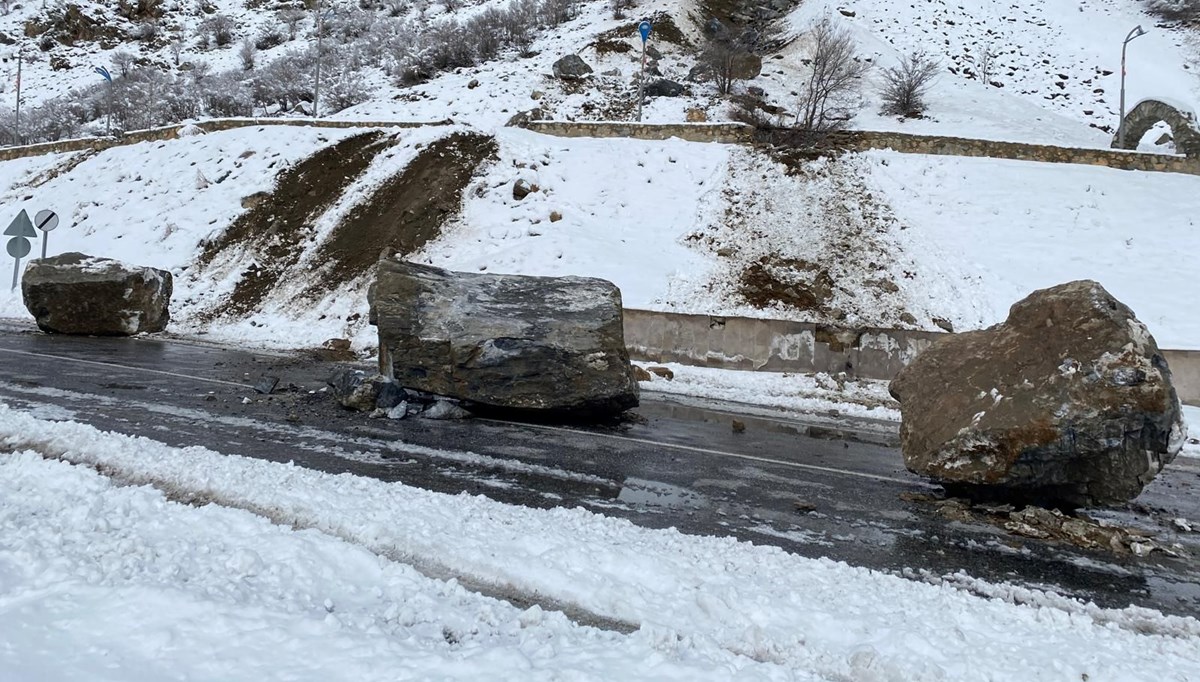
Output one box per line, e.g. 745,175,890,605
0,118,451,163
520,121,1200,176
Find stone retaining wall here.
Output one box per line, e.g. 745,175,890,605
0,118,451,163
623,308,1200,406
520,121,1200,175
521,121,756,144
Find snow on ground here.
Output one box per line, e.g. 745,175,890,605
2,405,1199,681
783,0,1200,147
635,362,898,421
868,149,1200,348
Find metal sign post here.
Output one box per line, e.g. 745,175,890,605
34,209,58,259
4,210,36,290
637,20,652,122
94,66,113,136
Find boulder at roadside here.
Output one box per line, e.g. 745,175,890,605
22,253,172,336
889,280,1186,507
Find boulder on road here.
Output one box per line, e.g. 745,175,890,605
889,280,1186,507
22,253,172,336
370,260,638,416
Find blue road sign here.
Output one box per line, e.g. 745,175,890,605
639,20,652,42
94,65,112,82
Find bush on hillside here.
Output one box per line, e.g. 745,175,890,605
878,51,939,118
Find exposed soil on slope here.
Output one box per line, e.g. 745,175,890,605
299,131,498,298
197,131,391,318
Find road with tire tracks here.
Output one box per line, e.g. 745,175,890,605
0,322,1197,618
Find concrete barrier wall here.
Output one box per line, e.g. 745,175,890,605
623,308,1200,407
0,118,452,163
520,121,1200,176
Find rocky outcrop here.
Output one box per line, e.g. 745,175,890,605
645,79,686,97
552,54,593,80
22,253,172,335
889,280,1185,507
371,260,638,416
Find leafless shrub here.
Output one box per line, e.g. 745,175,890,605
972,43,996,86
609,0,628,19
238,38,257,70
1145,0,1200,24
794,16,869,132
879,51,938,117
278,7,305,39
699,21,761,96
200,14,236,47
112,50,137,77
170,36,185,65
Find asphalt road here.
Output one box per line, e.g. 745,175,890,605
0,323,1197,618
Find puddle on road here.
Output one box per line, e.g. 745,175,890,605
617,477,707,510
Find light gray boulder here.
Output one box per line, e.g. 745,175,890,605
370,260,638,416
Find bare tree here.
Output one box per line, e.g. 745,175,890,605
879,51,938,117
239,38,258,70
698,20,763,96
170,36,185,65
971,42,996,86
278,7,305,39
794,16,869,132
112,50,137,77
609,0,628,19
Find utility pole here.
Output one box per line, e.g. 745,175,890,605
313,0,326,118
13,48,21,145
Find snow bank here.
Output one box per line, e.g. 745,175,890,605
1,406,1197,681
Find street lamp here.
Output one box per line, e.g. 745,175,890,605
1118,25,1147,149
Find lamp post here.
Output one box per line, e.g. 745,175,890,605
1118,25,1147,149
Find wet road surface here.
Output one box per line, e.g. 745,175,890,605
0,323,1197,618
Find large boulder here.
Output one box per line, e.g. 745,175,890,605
22,253,172,335
370,260,638,416
889,280,1186,507
552,54,593,80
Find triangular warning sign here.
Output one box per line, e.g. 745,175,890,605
4,210,37,238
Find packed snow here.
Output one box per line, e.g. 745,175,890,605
2,406,1199,681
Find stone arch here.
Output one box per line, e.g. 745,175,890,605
1112,98,1200,157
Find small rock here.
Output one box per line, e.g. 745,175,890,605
421,400,472,420
686,108,708,122
253,376,280,395
241,397,252,405
731,419,746,433
647,366,674,380
513,179,533,201
931,316,955,333
793,500,817,512
204,394,216,402
632,365,652,382
549,211,563,222
531,90,544,100
1173,518,1194,532
323,338,351,352
552,54,593,80
467,78,480,89
899,311,918,326
387,402,408,419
